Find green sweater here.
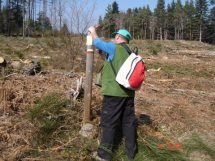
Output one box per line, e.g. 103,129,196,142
101,44,135,97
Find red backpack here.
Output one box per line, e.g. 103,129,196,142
110,44,146,90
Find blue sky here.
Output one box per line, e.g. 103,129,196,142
94,0,186,19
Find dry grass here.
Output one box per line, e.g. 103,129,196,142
0,37,214,160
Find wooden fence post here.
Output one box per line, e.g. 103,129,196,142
83,34,94,123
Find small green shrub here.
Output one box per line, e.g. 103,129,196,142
28,93,70,144
45,37,58,48
3,47,13,55
40,58,50,68
14,50,24,59
147,42,163,55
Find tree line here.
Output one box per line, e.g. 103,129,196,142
0,0,95,37
98,0,215,44
0,0,214,44
0,0,52,36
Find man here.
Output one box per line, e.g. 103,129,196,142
88,27,137,161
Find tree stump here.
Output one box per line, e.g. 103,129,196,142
0,57,7,77
0,86,7,114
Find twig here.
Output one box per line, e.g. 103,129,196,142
4,73,18,78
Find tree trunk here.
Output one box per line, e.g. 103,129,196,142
16,0,19,35
33,0,36,34
50,0,54,35
151,28,155,40
22,0,25,38
7,0,11,36
199,24,202,42
59,0,62,30
178,30,180,40
141,23,143,39
190,24,192,40
164,29,167,40
181,20,184,40
0,0,2,33
129,25,131,35
0,0,2,13
144,28,147,40
160,27,162,40
27,0,31,37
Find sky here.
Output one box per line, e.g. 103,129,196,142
93,0,186,20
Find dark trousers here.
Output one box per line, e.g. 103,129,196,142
98,96,137,161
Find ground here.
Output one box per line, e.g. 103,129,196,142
0,36,214,161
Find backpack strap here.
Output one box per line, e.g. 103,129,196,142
110,60,117,76
110,43,132,76
120,43,139,55
120,43,132,55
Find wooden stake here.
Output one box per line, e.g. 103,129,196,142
83,34,94,123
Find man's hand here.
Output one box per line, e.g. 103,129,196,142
88,26,98,39
88,26,96,34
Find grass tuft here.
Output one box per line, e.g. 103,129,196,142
28,93,70,144
184,134,215,160
113,136,188,161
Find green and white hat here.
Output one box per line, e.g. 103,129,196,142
112,29,132,41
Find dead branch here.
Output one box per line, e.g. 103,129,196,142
70,77,83,100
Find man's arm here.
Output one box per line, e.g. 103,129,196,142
88,26,115,61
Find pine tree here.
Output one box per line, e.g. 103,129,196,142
131,8,140,39
146,6,152,39
124,8,132,34
98,16,103,25
112,1,119,14
166,3,175,39
149,14,156,40
60,23,69,35
184,0,196,40
155,0,166,40
97,16,104,36
137,6,152,39
103,1,120,37
195,0,208,42
174,0,184,39
36,11,52,32
103,4,114,36
206,0,215,43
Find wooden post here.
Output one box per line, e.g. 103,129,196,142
83,34,94,123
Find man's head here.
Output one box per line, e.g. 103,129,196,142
112,29,132,44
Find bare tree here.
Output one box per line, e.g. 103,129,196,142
69,0,96,34
0,0,2,13
48,0,64,32
58,0,62,29
22,0,25,37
